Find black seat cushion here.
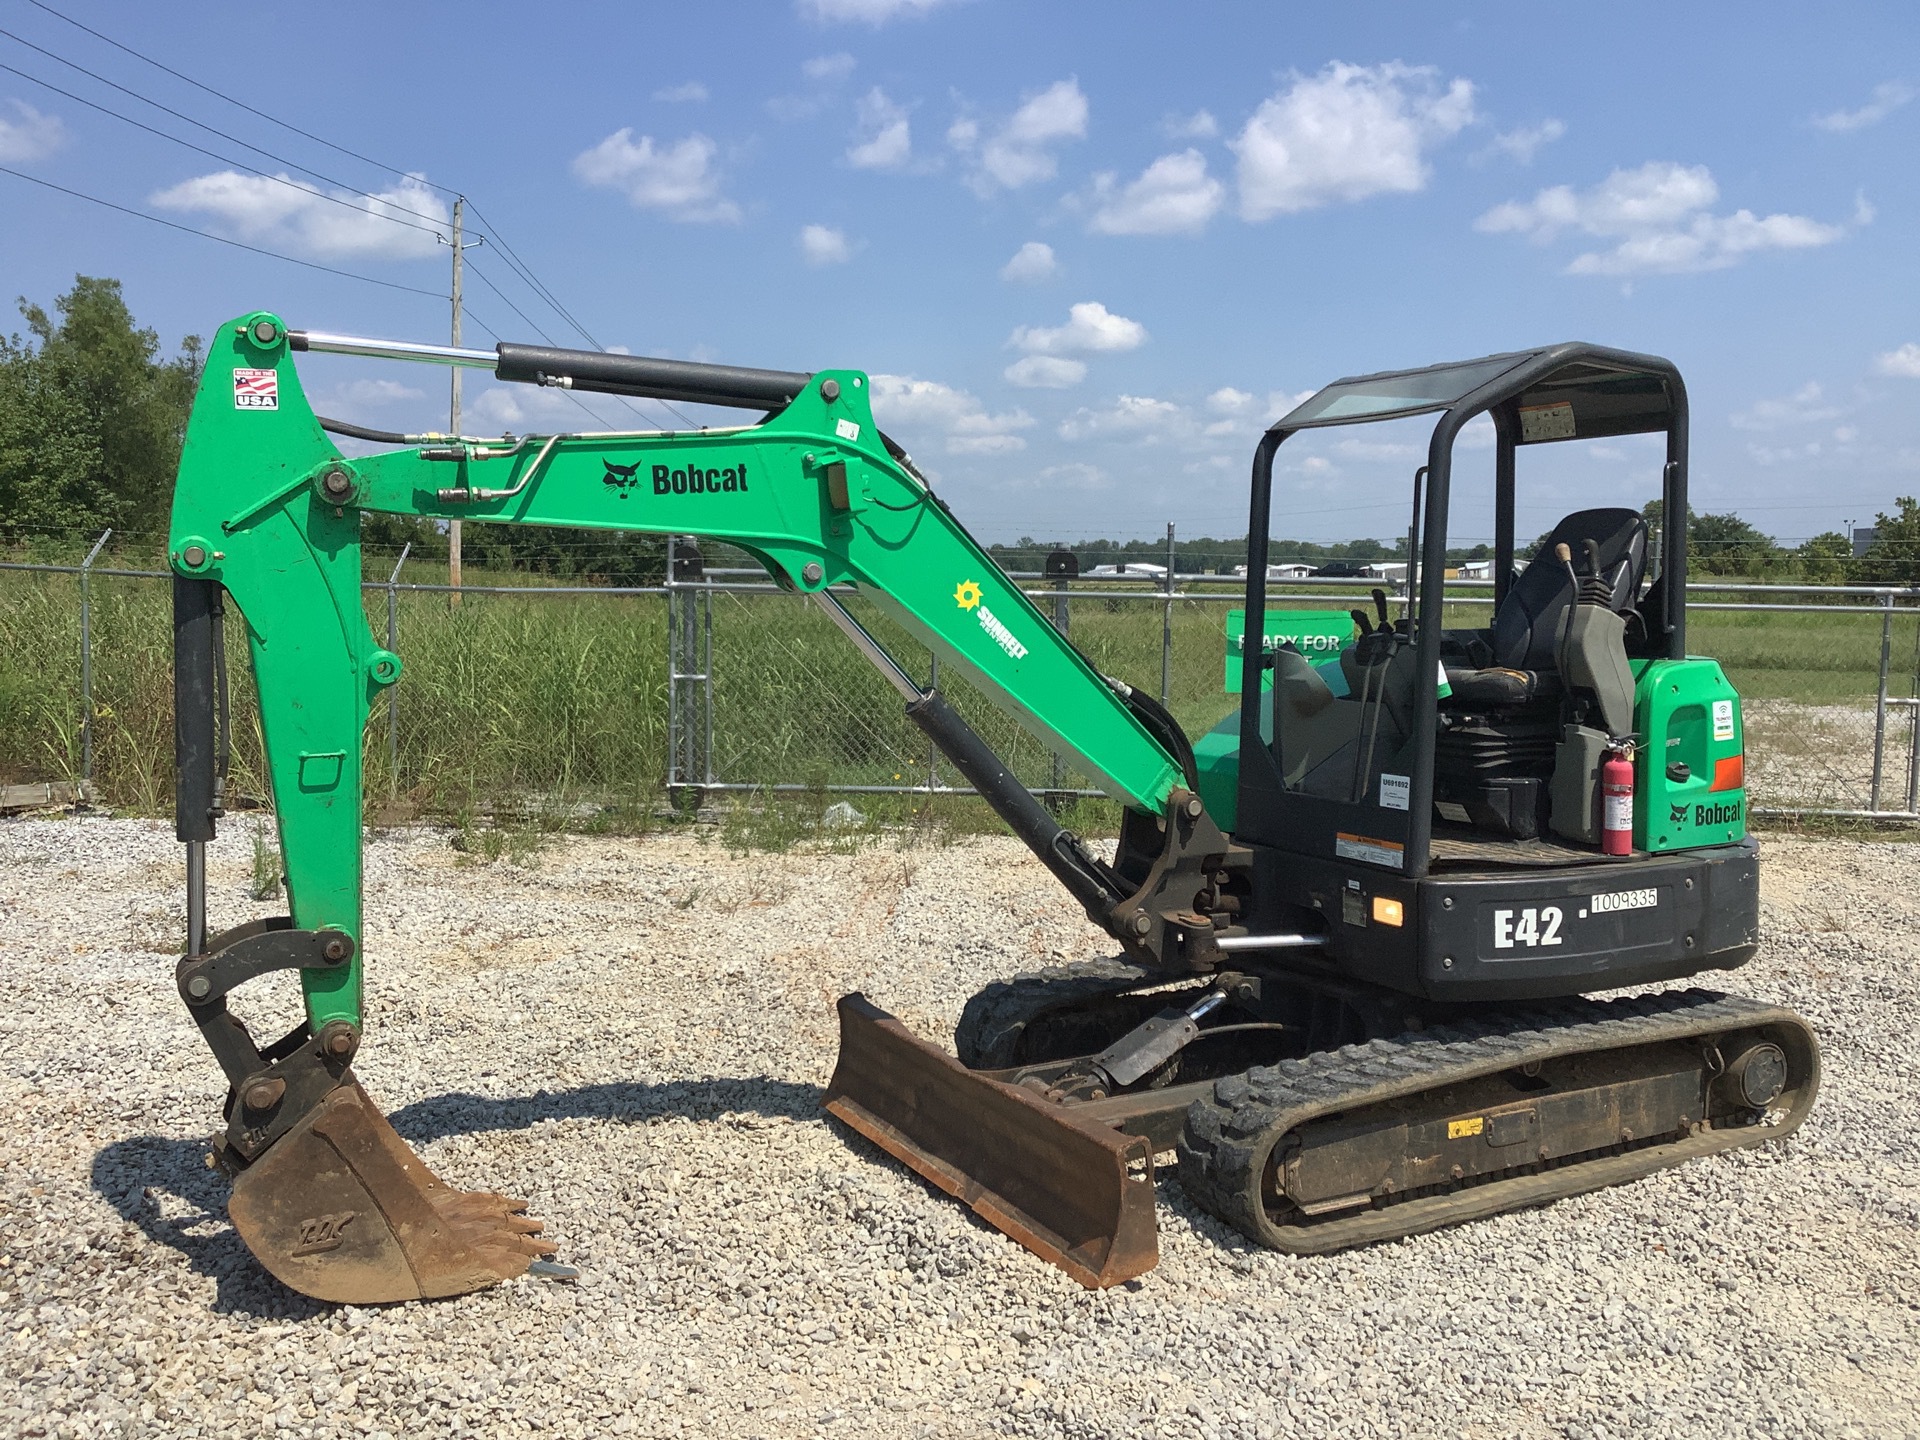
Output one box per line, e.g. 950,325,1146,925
1489,508,1648,672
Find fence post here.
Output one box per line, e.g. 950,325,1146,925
1908,594,1920,815
78,528,111,796
927,652,940,793
386,543,410,795
1161,522,1175,708
1870,590,1895,811
665,536,681,800
1051,574,1071,799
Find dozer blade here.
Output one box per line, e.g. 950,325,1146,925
825,993,1158,1288
228,1080,558,1304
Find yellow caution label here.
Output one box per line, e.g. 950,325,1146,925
1447,1116,1485,1140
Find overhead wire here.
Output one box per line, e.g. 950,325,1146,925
20,0,452,194
0,23,444,223
0,57,451,239
13,2,734,431
460,306,626,431
0,164,447,299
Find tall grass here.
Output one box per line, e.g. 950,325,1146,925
2,566,1912,827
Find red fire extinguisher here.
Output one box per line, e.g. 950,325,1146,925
1601,743,1635,856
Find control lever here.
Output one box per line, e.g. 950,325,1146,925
1350,608,1373,637
1371,587,1390,630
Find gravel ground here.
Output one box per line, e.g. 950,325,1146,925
1,815,1916,1440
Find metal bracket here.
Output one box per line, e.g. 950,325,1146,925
176,917,360,1163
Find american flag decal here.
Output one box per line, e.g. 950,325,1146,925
233,368,279,410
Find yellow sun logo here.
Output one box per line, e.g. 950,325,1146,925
953,579,983,610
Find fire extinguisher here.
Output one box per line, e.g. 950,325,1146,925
1601,742,1636,856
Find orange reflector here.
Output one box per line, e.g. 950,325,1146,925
1371,896,1404,927
1710,754,1744,792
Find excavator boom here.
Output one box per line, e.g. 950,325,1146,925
166,313,1220,1300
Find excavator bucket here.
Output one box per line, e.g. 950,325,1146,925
228,1080,559,1304
825,994,1159,1288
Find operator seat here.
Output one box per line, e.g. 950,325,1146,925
1446,508,1648,707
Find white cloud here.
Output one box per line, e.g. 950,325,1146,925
1004,356,1086,388
1009,301,1146,356
1163,109,1218,140
1730,382,1843,431
1035,461,1110,490
150,171,448,259
955,78,1088,194
653,81,708,103
1490,118,1565,164
572,131,740,223
321,378,425,407
1057,395,1190,443
1812,81,1915,133
1000,240,1057,282
1876,343,1920,378
870,374,1033,454
803,53,857,81
0,100,66,163
797,224,853,265
1476,161,1850,275
799,0,957,21
846,88,911,170
1202,386,1311,433
1088,149,1224,235
1230,62,1475,220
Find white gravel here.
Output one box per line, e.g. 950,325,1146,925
1,814,1917,1440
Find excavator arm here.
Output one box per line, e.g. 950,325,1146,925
167,313,1234,1300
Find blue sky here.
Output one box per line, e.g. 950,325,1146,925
2,0,1915,546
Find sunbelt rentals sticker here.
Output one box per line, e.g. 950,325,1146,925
954,579,1028,660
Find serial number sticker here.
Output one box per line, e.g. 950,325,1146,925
1448,1117,1485,1140
835,417,861,442
1379,773,1410,811
233,368,279,410
1590,887,1659,914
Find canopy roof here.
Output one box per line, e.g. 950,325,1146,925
1272,342,1680,444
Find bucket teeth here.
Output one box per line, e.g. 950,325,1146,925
228,1080,555,1304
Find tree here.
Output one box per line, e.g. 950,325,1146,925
1852,497,1920,587
0,276,201,542
1795,531,1852,586
1688,512,1778,577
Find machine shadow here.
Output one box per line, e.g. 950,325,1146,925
91,1074,825,1315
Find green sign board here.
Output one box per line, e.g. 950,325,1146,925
1225,608,1355,692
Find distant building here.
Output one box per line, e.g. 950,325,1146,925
1457,560,1494,580
1853,526,1879,559
1231,563,1315,580
1083,561,1168,579
1360,561,1408,581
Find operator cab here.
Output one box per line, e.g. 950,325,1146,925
1234,344,1692,878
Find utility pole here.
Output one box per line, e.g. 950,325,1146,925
448,195,466,606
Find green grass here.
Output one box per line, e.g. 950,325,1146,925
2,565,1911,840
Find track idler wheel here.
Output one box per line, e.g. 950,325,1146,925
227,1080,557,1304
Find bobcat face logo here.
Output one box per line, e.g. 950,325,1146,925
1669,801,1690,825
602,460,642,498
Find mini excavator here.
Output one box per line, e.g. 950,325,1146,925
166,314,1817,1302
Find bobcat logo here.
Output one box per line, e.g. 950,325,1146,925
602,460,642,498
291,1211,356,1256
1669,801,1690,826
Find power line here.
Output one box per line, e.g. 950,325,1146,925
0,164,447,299
460,306,625,431
0,23,443,222
20,0,455,196
14,1,697,426
0,57,450,239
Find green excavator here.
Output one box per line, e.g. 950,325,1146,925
166,313,1818,1302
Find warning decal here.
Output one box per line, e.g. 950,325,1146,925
233,368,279,410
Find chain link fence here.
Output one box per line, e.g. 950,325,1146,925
4,531,1919,822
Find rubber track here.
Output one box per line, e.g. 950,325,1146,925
953,958,1167,1069
1176,987,1819,1255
